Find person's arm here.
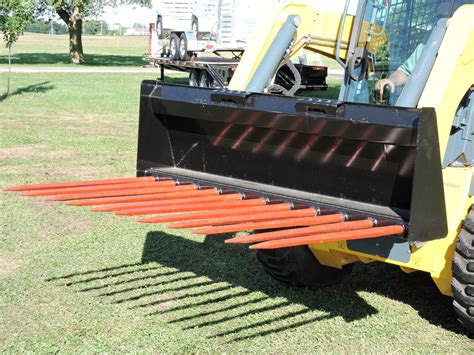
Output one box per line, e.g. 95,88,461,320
375,70,409,98
375,44,424,99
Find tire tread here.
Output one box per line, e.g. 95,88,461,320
452,207,474,333
257,246,352,290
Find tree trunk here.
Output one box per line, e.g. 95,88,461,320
68,17,84,64
57,5,85,64
7,45,11,96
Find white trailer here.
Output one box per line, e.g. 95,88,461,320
145,0,328,89
151,0,288,59
154,0,219,39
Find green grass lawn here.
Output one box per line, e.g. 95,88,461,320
1,72,473,352
0,32,148,67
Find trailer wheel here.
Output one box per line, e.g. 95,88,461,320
256,246,353,289
189,69,200,86
199,71,213,88
169,33,180,60
452,207,474,334
191,17,198,35
179,34,190,61
156,16,164,39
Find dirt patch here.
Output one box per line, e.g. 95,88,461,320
0,257,22,275
155,300,173,311
40,218,91,238
0,144,77,161
0,164,132,190
46,114,137,136
0,144,49,160
26,201,93,238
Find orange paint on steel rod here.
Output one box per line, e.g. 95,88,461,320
4,176,156,191
249,225,405,249
137,203,292,224
194,214,345,235
22,181,174,196
118,198,267,216
226,219,374,244
114,194,243,216
46,184,197,202
169,208,317,229
67,187,209,206
91,189,225,212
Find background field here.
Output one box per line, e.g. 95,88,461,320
0,33,473,352
1,32,341,69
1,33,149,67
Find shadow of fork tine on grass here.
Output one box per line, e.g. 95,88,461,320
45,262,145,281
78,269,181,292
45,230,467,341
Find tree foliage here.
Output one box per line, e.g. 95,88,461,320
0,0,36,95
0,0,35,49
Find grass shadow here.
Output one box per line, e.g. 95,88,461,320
141,233,465,336
2,53,145,67
0,81,55,102
46,231,469,341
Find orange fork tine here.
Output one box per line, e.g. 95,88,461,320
115,193,256,216
138,203,292,224
169,208,317,229
46,184,197,201
249,225,405,249
114,193,243,215
4,176,157,191
67,187,210,206
194,213,345,235
22,181,173,196
92,189,226,212
225,219,374,244
118,198,268,215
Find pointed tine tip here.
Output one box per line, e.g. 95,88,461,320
224,238,239,244
21,191,45,196
137,218,154,223
249,241,277,249
92,204,125,212
224,235,250,244
67,200,87,206
91,206,110,212
4,186,23,191
46,196,66,201
167,224,186,229
114,211,134,216
5,184,42,192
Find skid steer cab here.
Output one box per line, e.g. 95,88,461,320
6,0,474,333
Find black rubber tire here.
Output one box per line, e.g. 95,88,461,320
256,246,353,289
156,16,164,39
169,33,180,60
178,33,190,61
189,69,200,86
199,70,212,88
452,207,474,334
